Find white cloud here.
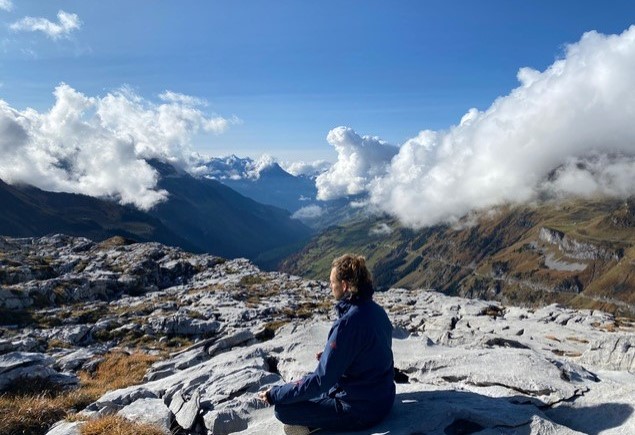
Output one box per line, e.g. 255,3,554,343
540,154,635,199
364,26,635,228
159,91,207,107
292,205,324,220
316,126,399,201
0,0,13,12
369,223,393,236
194,153,285,181
96,86,235,165
281,159,331,177
0,84,235,210
10,10,81,40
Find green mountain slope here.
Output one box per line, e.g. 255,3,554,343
0,179,195,250
280,198,635,317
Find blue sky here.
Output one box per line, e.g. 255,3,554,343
1,1,634,162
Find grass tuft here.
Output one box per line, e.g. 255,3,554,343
79,351,160,395
80,415,165,435
0,351,160,435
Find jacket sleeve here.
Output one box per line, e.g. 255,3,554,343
268,317,358,405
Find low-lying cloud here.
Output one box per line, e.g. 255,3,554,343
292,205,324,220
0,84,236,209
281,160,331,178
193,154,281,180
321,26,635,228
10,10,81,39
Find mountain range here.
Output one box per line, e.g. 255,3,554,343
0,160,312,268
196,155,319,213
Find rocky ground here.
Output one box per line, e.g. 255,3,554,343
1,235,634,435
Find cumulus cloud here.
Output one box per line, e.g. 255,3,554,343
316,126,399,201
10,10,81,39
0,83,235,210
292,205,324,220
0,0,13,12
281,160,331,177
357,26,635,228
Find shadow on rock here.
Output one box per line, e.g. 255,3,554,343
545,402,633,435
319,390,632,435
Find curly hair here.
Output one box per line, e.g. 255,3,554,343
331,254,374,298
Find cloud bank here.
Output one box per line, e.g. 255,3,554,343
316,126,399,201
10,10,81,39
320,26,635,228
0,84,236,209
193,154,281,180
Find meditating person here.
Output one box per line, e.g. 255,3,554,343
258,254,395,434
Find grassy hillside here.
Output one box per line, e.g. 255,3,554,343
280,198,635,317
0,179,195,250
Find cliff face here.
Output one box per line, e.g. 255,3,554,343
281,198,635,317
1,236,634,434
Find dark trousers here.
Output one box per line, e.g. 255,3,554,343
274,394,384,431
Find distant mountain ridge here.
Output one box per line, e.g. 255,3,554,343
0,159,312,268
0,178,194,250
281,198,635,317
146,159,312,266
196,155,320,213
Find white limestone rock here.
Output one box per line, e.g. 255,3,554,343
170,390,200,430
118,397,172,434
580,334,635,372
144,315,221,337
90,386,158,414
44,421,83,435
55,346,106,372
0,351,52,373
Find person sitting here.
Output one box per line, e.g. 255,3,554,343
258,254,395,434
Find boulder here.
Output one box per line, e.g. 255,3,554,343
0,351,54,375
118,397,172,434
55,346,106,372
170,390,200,430
0,351,78,391
44,421,83,435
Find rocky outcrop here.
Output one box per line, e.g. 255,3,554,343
0,234,223,310
581,335,635,372
0,351,78,391
539,227,622,261
0,235,633,434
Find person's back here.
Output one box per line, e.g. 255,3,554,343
328,296,395,416
258,254,395,433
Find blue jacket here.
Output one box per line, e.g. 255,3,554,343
268,294,395,415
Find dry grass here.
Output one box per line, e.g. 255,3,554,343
80,415,165,435
0,380,94,435
79,351,160,395
0,351,160,435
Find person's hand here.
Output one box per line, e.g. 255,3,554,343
257,388,271,406
315,351,323,361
